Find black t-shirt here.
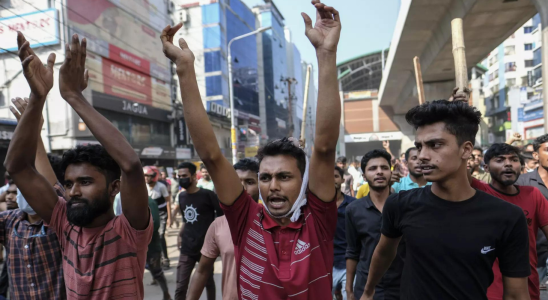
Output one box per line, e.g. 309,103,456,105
179,188,224,256
382,186,530,300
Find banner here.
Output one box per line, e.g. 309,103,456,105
0,9,59,52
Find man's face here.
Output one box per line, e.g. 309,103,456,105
259,155,303,217
144,172,155,184
5,184,18,210
525,159,539,171
201,168,210,180
236,169,259,202
177,168,196,185
336,162,346,170
538,142,548,170
487,153,521,186
406,149,423,177
160,172,167,180
472,149,483,165
363,157,391,191
334,170,343,191
467,155,478,173
64,163,117,227
415,122,471,182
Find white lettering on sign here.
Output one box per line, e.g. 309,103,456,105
122,101,149,115
110,65,146,87
119,52,142,67
0,9,59,52
0,131,13,140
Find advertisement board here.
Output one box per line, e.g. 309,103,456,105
67,0,171,110
0,9,59,52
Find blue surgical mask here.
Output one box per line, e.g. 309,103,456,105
16,189,36,215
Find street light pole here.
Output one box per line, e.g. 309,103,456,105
228,26,272,164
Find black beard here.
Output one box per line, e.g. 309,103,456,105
67,192,111,227
369,184,389,192
409,171,423,178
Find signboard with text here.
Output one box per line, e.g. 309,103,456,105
0,9,59,52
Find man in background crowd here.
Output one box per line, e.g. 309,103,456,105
173,162,222,300
522,151,539,174
337,156,355,197
345,150,404,300
144,166,172,270
391,147,430,193
348,160,363,195
467,147,491,183
197,165,215,191
187,158,260,300
333,166,356,300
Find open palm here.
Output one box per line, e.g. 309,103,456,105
17,33,55,98
302,1,341,52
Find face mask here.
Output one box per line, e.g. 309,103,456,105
16,189,36,215
179,178,191,189
526,168,535,173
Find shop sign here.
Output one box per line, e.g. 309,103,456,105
142,147,163,156
0,9,59,52
344,131,403,143
176,148,192,159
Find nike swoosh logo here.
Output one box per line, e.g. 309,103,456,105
481,249,495,254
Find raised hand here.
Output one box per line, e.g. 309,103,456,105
17,32,56,99
59,34,89,100
301,0,341,53
448,87,471,102
10,97,44,127
160,23,195,74
382,140,390,150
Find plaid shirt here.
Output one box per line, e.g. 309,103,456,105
0,183,65,299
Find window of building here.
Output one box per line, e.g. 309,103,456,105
534,48,542,66
524,26,533,34
489,56,498,66
204,51,221,72
206,75,223,96
504,46,515,56
505,62,516,72
525,44,533,51
525,60,534,67
506,78,516,87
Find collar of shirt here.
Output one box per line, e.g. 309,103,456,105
533,168,547,186
261,208,303,230
15,210,44,226
339,194,354,209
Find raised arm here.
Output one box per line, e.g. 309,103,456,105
10,97,58,186
160,24,242,206
59,35,149,230
4,33,59,223
303,1,341,202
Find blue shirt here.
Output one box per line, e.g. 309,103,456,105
392,175,431,193
333,194,356,269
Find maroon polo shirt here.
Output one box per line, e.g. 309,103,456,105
221,190,337,299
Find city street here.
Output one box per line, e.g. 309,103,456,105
143,224,223,300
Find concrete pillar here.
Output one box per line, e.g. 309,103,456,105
531,0,548,133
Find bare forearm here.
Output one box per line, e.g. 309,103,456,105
63,93,141,172
314,50,340,153
5,95,44,173
345,259,358,293
187,258,215,300
35,136,57,185
177,69,223,163
364,246,397,294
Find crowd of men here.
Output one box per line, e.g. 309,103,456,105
1,1,548,300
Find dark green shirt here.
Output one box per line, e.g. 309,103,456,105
148,197,162,253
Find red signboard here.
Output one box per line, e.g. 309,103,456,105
102,57,152,105
109,44,151,76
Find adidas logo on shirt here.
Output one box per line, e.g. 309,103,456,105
294,239,310,255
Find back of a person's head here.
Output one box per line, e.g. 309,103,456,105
405,100,482,146
234,158,259,173
47,154,64,183
361,149,392,173
534,134,548,152
177,162,197,175
336,156,347,164
521,151,535,162
257,137,306,177
61,144,121,184
484,143,522,165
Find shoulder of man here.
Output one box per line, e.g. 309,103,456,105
516,171,535,185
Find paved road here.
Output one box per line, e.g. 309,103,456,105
143,224,223,300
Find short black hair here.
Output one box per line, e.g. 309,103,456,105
177,162,197,175
473,146,483,153
334,166,344,178
484,143,523,165
234,158,259,173
405,100,481,146
524,143,533,149
47,154,64,183
200,163,207,171
257,138,306,177
361,149,392,173
404,147,418,161
534,134,548,152
61,145,121,184
336,156,347,164
521,151,535,161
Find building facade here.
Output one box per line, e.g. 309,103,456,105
0,0,182,167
